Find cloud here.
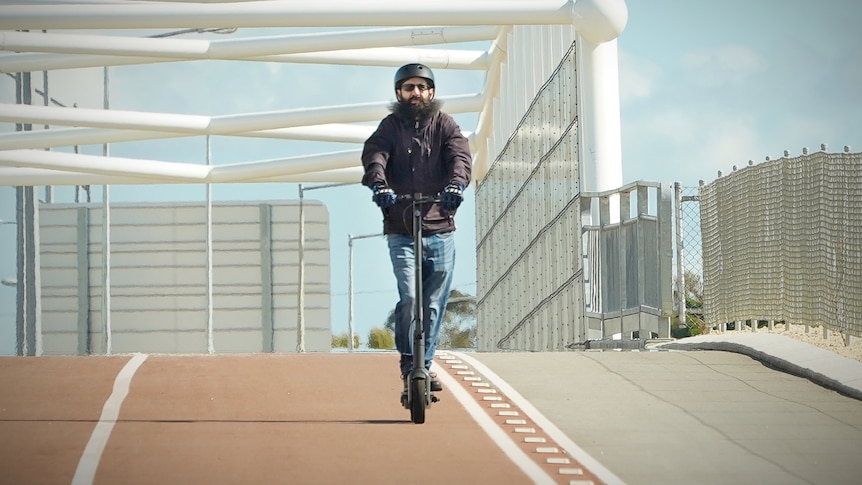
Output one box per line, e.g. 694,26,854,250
619,51,660,103
681,44,765,88
697,117,761,173
631,107,697,146
622,105,764,185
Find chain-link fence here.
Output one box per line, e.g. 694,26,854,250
674,183,705,333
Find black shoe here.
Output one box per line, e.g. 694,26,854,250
430,372,443,392
400,375,408,406
403,372,443,392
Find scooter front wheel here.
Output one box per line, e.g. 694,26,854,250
409,378,426,424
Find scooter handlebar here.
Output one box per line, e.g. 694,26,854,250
396,193,441,203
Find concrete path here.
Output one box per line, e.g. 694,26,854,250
465,332,862,485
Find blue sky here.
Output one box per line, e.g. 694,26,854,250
1,0,860,354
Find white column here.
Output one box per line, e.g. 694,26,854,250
578,36,623,194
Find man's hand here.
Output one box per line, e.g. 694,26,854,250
372,184,396,209
440,183,464,212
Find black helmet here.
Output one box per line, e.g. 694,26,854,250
394,63,435,90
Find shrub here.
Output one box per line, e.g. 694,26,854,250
367,327,395,350
332,332,360,349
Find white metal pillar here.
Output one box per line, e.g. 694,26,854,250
348,233,382,351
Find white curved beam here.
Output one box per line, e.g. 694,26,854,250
245,125,475,146
0,127,176,151
245,124,376,144
0,102,211,133
572,0,628,43
0,166,365,185
0,26,499,58
266,47,488,69
0,47,488,73
0,0,630,188
208,149,359,183
0,94,482,132
0,148,364,183
0,94,483,149
472,26,511,181
0,124,379,151
0,149,211,183
0,1,577,30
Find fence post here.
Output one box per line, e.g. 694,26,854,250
674,182,686,329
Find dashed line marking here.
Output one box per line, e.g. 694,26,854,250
439,351,626,485
433,352,557,484
561,468,585,475
536,447,560,453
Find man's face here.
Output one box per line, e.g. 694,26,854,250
397,76,434,106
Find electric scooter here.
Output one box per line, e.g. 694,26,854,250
397,193,440,424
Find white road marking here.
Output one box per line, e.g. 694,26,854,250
72,353,148,485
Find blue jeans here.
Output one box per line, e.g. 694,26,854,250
387,232,456,376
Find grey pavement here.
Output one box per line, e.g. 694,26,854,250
468,332,862,485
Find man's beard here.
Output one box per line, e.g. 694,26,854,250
390,97,441,120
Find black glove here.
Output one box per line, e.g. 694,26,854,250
440,183,464,212
372,184,396,209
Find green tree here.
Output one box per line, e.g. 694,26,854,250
672,270,706,337
331,331,360,349
383,288,478,349
367,327,395,349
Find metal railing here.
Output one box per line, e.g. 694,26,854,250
581,181,674,340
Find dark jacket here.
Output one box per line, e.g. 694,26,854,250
361,104,472,236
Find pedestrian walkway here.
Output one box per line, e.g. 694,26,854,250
464,332,862,485
658,332,862,400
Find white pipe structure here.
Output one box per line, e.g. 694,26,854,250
0,148,363,183
0,166,366,186
0,0,631,368
0,93,483,131
0,93,482,147
0,47,488,73
0,121,476,151
0,0,627,189
0,26,499,61
470,26,510,181
0,1,585,30
578,38,624,194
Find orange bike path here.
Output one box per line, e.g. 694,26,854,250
1,352,600,485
